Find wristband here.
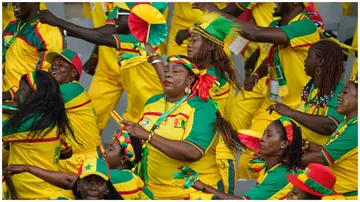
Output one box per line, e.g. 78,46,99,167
302,138,310,151
147,131,155,143
8,87,16,101
152,59,163,65
148,53,159,59
63,29,67,37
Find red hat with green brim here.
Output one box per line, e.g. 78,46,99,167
128,3,168,46
286,163,337,197
46,49,83,79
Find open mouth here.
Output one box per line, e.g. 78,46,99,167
13,5,20,13
336,100,342,108
50,71,58,77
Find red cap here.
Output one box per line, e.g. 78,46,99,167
287,163,337,197
46,49,83,79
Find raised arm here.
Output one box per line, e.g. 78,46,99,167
192,3,289,45
5,164,77,190
268,104,338,135
83,46,99,75
144,43,165,84
175,3,244,46
244,58,268,91
38,10,117,48
222,3,245,17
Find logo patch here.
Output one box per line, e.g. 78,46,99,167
174,118,186,128
141,118,151,127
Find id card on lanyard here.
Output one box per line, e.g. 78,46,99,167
269,67,284,103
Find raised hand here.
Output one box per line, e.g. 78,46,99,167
266,103,293,116
5,164,30,176
192,2,220,12
120,120,150,140
175,29,190,46
83,58,98,76
243,74,258,91
37,9,59,26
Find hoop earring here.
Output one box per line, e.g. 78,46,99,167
316,67,321,76
185,86,191,95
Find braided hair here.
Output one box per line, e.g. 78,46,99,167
192,37,242,91
301,40,344,107
169,55,246,154
273,119,303,171
115,129,142,169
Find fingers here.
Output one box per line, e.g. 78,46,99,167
119,120,127,125
267,104,277,114
244,85,253,91
192,3,205,11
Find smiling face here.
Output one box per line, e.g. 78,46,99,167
78,175,108,200
259,121,288,157
48,56,78,85
12,3,38,20
163,61,195,98
336,81,358,115
15,78,33,105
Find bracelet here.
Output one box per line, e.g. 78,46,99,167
152,59,163,65
146,131,155,143
8,87,16,101
302,138,310,151
148,53,159,59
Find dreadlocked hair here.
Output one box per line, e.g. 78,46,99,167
306,40,344,102
214,112,247,154
192,36,242,91
3,70,76,142
179,61,245,154
274,119,303,171
73,179,123,200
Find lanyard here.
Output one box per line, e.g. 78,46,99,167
150,95,189,131
5,21,26,50
2,104,18,111
3,21,26,64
